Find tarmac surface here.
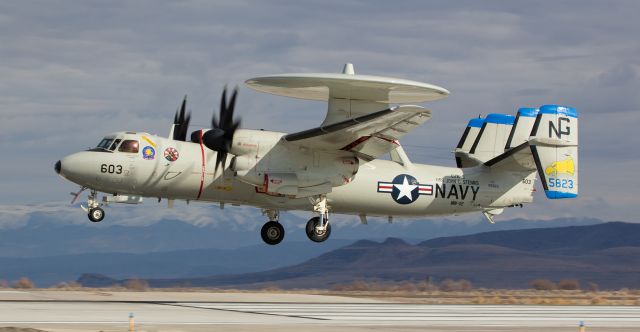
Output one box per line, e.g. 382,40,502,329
0,290,639,331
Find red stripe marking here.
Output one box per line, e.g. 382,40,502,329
377,136,400,145
255,174,269,194
378,185,393,189
341,136,371,151
196,130,206,200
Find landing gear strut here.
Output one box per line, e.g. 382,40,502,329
306,195,331,243
260,209,284,245
81,189,105,222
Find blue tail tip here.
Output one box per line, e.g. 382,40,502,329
467,118,485,128
517,107,539,117
539,105,578,118
544,190,578,199
485,113,516,125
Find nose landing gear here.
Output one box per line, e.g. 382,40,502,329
88,206,105,222
80,189,106,223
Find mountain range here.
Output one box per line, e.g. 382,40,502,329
78,222,640,290
0,240,352,286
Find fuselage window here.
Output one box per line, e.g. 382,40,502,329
108,139,122,151
118,140,139,153
96,138,114,150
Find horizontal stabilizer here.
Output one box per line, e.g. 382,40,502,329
484,142,537,172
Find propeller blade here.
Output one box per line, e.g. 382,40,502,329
222,87,238,129
214,152,227,176
215,87,227,129
180,95,187,117
172,95,191,141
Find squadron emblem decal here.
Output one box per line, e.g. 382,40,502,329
377,174,433,204
164,147,179,162
142,146,155,160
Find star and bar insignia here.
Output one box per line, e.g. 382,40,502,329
377,174,433,204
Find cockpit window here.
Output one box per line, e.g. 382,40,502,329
96,138,114,150
108,139,122,151
118,140,139,153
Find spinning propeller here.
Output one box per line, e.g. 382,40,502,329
189,87,242,174
205,87,242,174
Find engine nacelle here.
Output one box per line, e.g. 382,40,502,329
230,155,256,177
298,155,359,187
231,153,359,197
225,130,359,197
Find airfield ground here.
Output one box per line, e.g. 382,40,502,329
0,289,639,331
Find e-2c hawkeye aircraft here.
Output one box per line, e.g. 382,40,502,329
55,64,579,245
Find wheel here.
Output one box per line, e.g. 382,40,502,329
88,207,105,222
306,216,332,243
261,221,285,245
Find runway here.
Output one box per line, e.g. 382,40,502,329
1,291,639,331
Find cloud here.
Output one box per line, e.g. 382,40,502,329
0,200,417,232
0,200,268,230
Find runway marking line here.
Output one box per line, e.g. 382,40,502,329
158,302,330,321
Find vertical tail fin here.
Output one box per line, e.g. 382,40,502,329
529,105,578,199
505,107,539,149
468,114,515,162
455,118,484,167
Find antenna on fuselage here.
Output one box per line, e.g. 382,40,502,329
342,63,355,75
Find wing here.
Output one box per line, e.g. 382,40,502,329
284,105,431,161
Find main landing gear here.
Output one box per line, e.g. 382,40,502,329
261,209,284,245
306,195,331,243
80,189,105,223
306,216,331,243
259,195,333,245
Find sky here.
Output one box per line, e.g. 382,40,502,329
1,0,639,228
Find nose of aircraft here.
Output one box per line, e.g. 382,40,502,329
56,152,90,183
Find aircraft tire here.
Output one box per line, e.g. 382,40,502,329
88,207,105,223
261,221,285,245
306,217,331,243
